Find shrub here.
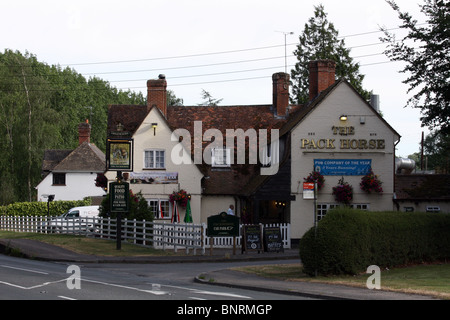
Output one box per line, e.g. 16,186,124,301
99,190,153,221
0,199,92,217
299,208,450,276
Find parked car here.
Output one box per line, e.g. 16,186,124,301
42,206,100,233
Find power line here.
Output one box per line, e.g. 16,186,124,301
0,23,424,90
54,25,418,67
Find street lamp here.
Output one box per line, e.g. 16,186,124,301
276,31,294,74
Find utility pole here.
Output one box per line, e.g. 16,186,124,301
275,31,294,74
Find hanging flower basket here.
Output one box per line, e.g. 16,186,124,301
332,177,353,205
169,189,189,208
303,171,325,190
360,169,383,194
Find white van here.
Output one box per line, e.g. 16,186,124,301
46,206,100,233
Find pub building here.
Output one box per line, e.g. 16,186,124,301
106,60,400,242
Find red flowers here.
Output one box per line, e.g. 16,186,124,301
169,189,189,208
360,169,383,194
332,177,353,205
304,171,325,190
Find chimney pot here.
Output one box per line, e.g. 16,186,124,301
147,76,167,118
272,72,290,117
309,60,336,101
78,121,91,145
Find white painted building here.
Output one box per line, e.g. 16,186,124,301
36,122,107,202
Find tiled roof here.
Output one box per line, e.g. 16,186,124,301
43,142,106,174
107,104,149,137
107,103,303,195
42,149,73,172
395,174,450,201
166,104,302,195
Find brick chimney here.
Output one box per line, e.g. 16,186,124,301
272,72,290,117
309,60,336,101
78,120,91,145
147,74,167,118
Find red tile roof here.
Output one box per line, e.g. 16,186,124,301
107,103,303,195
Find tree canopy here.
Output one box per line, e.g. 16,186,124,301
381,0,450,135
290,4,370,104
0,50,145,204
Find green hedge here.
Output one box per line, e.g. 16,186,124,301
299,208,450,276
0,199,92,217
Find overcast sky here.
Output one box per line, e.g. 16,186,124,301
1,0,429,157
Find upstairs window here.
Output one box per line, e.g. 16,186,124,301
52,173,66,186
211,147,231,167
144,150,165,169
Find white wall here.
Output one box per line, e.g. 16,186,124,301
37,172,106,202
289,82,400,239
108,108,204,223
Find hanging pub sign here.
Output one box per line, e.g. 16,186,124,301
107,138,133,171
109,182,129,213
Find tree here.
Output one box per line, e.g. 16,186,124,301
0,50,146,204
291,4,370,104
167,89,184,106
381,0,450,135
197,89,223,106
423,131,450,173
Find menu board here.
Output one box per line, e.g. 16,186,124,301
242,225,262,252
263,227,284,252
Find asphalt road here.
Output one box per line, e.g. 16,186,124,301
0,254,311,301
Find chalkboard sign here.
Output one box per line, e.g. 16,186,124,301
263,227,284,253
242,225,263,253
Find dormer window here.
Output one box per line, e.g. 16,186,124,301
211,148,231,167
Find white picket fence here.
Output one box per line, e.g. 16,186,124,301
0,215,290,255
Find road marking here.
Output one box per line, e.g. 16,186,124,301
153,283,252,299
58,296,77,300
0,265,49,275
190,297,207,300
82,278,169,296
0,278,67,290
192,290,252,299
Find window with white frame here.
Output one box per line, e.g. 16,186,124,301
144,150,165,169
316,204,340,221
351,204,369,211
316,203,369,221
148,199,171,219
211,147,231,167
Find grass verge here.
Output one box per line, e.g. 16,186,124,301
232,263,450,300
0,231,180,257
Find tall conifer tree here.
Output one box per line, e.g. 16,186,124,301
290,5,369,104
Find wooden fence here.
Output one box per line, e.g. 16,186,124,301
0,216,290,255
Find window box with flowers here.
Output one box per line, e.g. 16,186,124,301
303,171,325,190
360,169,383,194
169,189,190,208
332,177,353,205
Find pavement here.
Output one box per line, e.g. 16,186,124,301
0,238,440,300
